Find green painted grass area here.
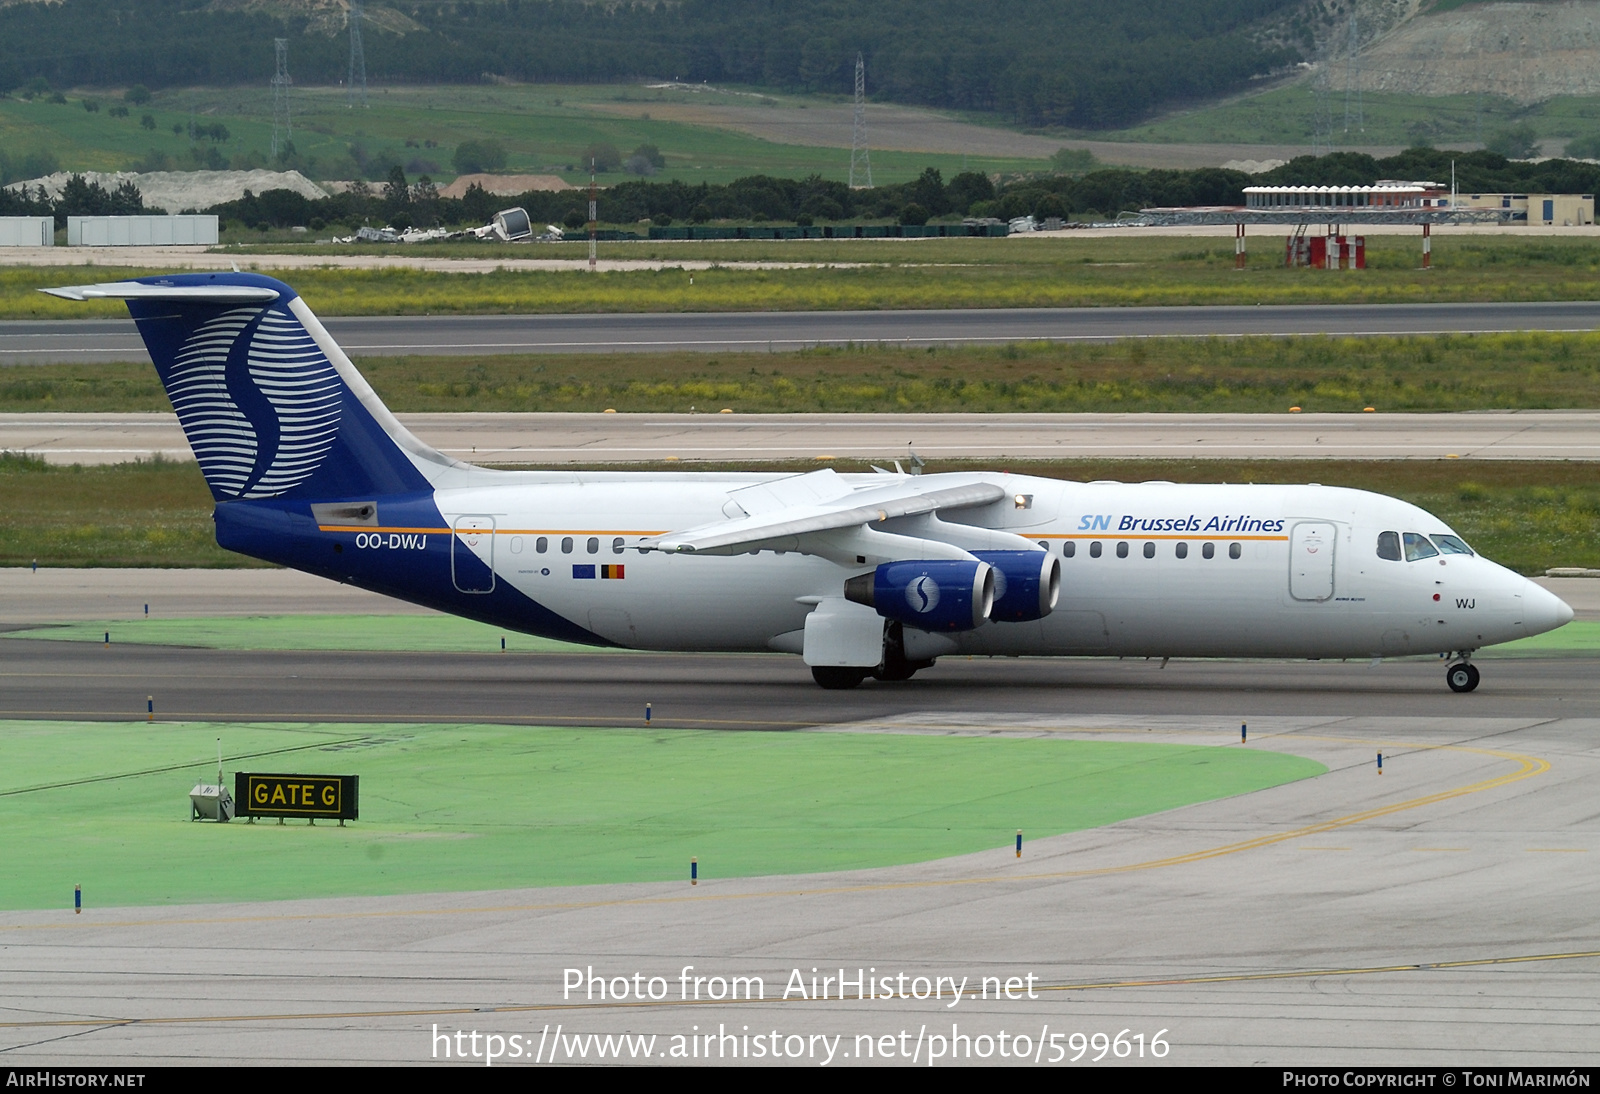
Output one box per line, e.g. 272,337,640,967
3,614,595,654
1479,619,1600,657
0,720,1324,909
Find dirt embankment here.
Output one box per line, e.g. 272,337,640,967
1360,1,1600,101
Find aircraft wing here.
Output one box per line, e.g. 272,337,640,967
642,480,1007,556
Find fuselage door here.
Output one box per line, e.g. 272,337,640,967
452,515,496,594
1289,521,1336,602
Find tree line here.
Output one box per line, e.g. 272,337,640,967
11,151,1597,232
0,0,1301,130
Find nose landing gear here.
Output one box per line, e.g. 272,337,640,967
1446,660,1480,693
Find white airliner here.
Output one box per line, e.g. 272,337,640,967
46,273,1572,692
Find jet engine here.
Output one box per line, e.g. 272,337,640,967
843,559,994,631
974,550,1061,622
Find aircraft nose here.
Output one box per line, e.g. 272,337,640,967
1523,580,1575,635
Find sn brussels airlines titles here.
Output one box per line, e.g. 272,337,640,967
43,272,1572,694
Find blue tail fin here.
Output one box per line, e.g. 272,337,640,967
43,272,456,501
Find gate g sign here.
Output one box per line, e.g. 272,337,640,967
235,773,358,821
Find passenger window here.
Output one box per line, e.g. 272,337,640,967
613,537,625,554
561,536,573,554
536,536,548,553
1143,542,1155,558
1403,532,1439,561
587,536,599,554
1376,531,1401,561
1063,541,1076,558
1089,541,1102,558
1116,541,1129,558
1175,542,1188,559
1432,534,1474,556
1203,542,1215,559
1229,542,1242,560
509,536,523,554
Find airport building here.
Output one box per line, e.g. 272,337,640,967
1447,192,1595,226
1242,180,1451,211
1241,181,1594,225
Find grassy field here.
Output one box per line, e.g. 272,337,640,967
13,330,1600,415
4,454,1597,575
0,720,1321,908
11,234,1600,320
0,82,1047,190
0,452,251,569
1099,86,1600,151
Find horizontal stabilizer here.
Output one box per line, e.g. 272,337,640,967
41,281,280,303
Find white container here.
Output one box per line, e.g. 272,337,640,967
0,216,54,246
67,215,219,246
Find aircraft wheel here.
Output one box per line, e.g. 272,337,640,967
873,662,918,682
1446,662,1480,693
812,666,868,690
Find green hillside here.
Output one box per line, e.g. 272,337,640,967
0,0,1302,130
0,83,1047,188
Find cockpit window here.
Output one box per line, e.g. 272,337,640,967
1432,534,1474,556
1376,531,1401,561
1403,532,1439,561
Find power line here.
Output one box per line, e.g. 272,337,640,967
1311,49,1333,157
348,0,368,109
271,38,292,161
1344,4,1363,135
849,52,871,189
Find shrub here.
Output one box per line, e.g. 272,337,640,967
580,142,621,173
452,138,507,174
1487,125,1539,160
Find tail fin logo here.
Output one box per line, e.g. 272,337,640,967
168,305,343,499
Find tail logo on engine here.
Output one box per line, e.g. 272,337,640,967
906,574,941,613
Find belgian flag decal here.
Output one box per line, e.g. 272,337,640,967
601,565,625,579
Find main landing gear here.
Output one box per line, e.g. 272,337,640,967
811,623,934,689
812,666,868,690
1446,658,1480,693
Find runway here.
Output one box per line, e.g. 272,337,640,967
1,563,1598,1064
7,300,1600,363
7,408,1600,465
1,630,1598,723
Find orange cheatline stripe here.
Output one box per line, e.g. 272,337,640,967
318,525,448,534
316,526,668,535
1042,534,1289,541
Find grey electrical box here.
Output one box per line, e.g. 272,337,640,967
190,783,235,822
